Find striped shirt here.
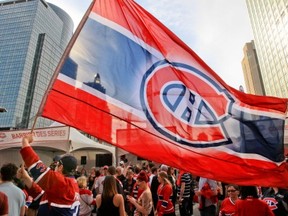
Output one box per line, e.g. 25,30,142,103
177,173,191,198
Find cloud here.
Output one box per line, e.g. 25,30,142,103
136,0,253,89
47,0,91,29
47,0,254,89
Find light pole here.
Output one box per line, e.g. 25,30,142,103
0,107,7,113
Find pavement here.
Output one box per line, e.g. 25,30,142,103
92,202,201,216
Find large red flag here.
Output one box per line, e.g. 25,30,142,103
39,0,288,187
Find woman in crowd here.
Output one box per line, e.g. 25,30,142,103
219,184,240,216
234,186,274,216
156,171,175,216
77,176,94,216
80,168,87,177
127,170,153,216
87,168,97,191
96,175,125,216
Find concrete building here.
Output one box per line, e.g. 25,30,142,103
0,0,73,129
245,0,288,98
246,0,288,145
241,40,265,95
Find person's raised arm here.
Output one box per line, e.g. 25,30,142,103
17,165,33,189
22,133,33,148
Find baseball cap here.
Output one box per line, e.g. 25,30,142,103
58,154,77,173
103,165,109,170
53,155,61,162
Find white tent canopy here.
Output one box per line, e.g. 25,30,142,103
0,124,116,168
69,126,115,154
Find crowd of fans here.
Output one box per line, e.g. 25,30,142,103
0,134,288,216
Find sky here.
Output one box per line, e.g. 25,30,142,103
47,0,254,90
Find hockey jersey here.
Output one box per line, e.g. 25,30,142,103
262,187,288,216
157,183,174,216
21,146,80,216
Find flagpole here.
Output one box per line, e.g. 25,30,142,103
36,0,96,121
31,116,38,133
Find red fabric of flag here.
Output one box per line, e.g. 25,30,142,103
39,0,288,187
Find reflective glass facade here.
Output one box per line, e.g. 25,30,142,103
246,0,288,98
0,0,73,128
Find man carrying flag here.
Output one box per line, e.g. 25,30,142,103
17,134,80,216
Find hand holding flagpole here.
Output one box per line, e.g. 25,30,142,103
22,134,34,148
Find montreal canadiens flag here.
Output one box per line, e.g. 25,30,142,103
39,0,288,187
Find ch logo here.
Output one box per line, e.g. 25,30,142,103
140,60,234,147
263,197,278,210
36,163,47,173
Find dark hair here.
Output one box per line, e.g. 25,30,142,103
0,163,18,181
108,166,116,175
227,184,239,191
102,176,117,201
240,186,258,199
167,167,174,175
148,162,155,169
95,170,101,177
151,167,158,173
134,166,141,174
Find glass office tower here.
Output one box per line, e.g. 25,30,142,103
0,0,73,129
245,0,288,98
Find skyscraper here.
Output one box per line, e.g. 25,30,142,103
241,40,265,95
0,0,73,129
245,0,288,98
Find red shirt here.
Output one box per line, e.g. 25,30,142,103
0,191,8,215
157,183,174,216
20,146,80,213
219,197,236,216
235,198,274,216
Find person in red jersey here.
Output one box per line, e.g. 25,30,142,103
219,184,240,216
261,187,288,216
234,186,274,216
18,134,80,216
156,171,175,216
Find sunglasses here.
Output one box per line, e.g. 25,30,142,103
227,189,237,192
